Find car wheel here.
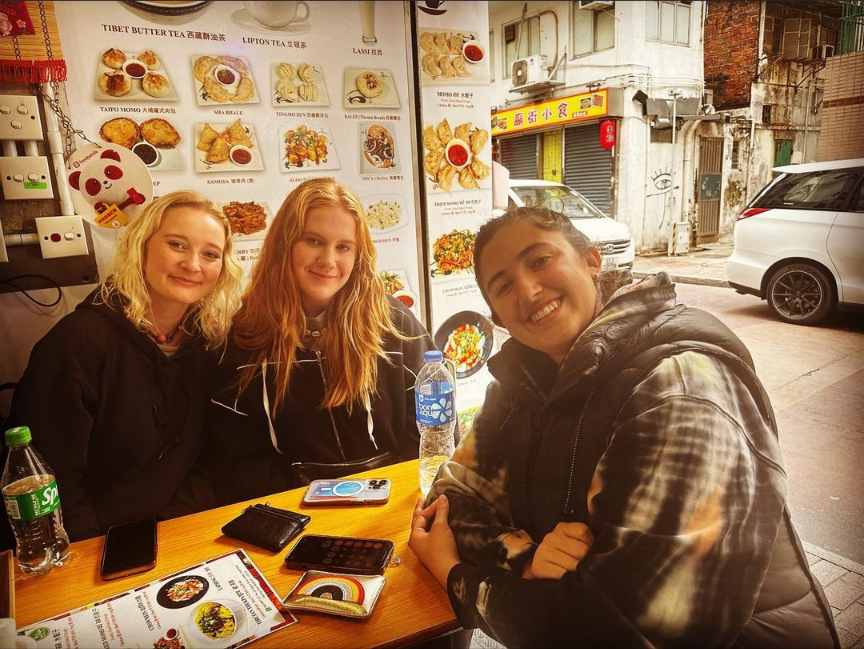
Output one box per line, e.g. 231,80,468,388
767,263,836,326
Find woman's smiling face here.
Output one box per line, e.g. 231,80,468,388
291,204,358,317
480,222,601,365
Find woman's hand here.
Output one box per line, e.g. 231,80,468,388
408,495,460,589
522,521,594,580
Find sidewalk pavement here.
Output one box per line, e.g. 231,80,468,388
631,241,733,288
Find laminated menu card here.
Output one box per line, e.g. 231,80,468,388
17,549,296,649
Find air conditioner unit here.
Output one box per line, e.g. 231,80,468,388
511,55,547,89
579,0,614,9
813,44,835,59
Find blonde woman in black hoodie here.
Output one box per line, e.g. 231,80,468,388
8,190,241,541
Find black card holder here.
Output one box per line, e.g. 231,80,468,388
222,503,311,553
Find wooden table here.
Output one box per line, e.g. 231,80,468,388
15,460,460,648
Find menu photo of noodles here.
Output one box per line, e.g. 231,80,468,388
434,311,495,379
363,194,407,233
94,47,177,102
219,201,273,242
423,119,490,193
280,123,340,171
431,228,476,278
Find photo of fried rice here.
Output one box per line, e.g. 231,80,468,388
194,602,236,640
222,201,267,236
365,199,402,231
432,229,476,276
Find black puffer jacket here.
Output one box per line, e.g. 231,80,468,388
432,274,838,648
209,296,435,504
8,290,216,541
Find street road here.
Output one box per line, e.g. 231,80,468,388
675,283,864,563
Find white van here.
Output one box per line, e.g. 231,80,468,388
497,179,635,271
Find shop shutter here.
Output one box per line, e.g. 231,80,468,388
564,123,613,214
499,135,538,180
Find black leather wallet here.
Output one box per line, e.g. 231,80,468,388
221,503,311,553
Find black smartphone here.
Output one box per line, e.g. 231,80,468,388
100,518,158,581
284,534,394,575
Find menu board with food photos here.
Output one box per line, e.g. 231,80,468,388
53,0,423,320
17,549,294,648
415,1,494,419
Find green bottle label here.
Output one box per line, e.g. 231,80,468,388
3,480,60,521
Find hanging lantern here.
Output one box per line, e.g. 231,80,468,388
600,120,615,150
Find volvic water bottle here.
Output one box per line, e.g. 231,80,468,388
2,426,70,575
414,350,456,496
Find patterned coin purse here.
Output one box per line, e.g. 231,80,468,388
282,570,386,619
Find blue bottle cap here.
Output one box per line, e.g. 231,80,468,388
424,350,444,363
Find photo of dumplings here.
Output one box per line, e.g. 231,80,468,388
192,54,258,106
422,119,490,193
94,48,175,102
418,29,487,84
99,118,140,149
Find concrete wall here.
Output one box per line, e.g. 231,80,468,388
819,51,864,161
488,1,706,251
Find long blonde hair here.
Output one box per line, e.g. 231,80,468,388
232,178,405,413
99,190,242,347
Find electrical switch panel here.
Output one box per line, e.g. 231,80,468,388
0,95,43,141
0,156,54,200
35,215,89,259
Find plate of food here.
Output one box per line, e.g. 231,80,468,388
418,28,489,84
280,123,339,172
192,54,258,106
359,123,398,175
187,599,244,644
98,116,183,171
380,269,409,296
220,200,272,241
422,119,490,193
93,47,177,101
434,311,494,379
271,62,329,106
343,68,399,108
156,574,210,610
194,120,264,172
431,228,476,277
363,194,407,233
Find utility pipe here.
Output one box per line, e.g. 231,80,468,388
40,82,75,217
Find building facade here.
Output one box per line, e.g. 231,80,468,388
488,1,707,251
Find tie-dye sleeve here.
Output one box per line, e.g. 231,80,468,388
428,381,538,571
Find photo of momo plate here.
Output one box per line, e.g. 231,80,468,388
344,68,399,109
94,48,177,102
417,28,489,85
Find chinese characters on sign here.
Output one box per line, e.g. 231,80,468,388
491,89,609,136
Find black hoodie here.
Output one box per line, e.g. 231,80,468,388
7,290,216,541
